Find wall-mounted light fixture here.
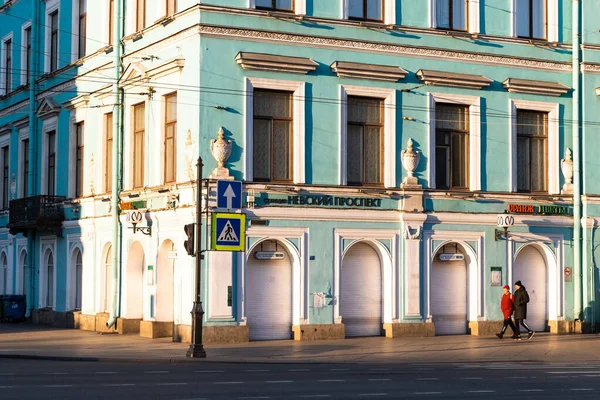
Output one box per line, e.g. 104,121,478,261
495,211,515,241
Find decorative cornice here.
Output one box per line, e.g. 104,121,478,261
199,24,573,72
62,95,90,111
235,52,317,74
0,99,28,119
503,78,570,97
330,61,408,82
416,69,493,89
36,97,61,120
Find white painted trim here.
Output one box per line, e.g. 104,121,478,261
242,226,309,326
20,21,31,86
423,230,485,324
507,233,564,320
41,117,58,196
0,32,13,96
427,92,481,191
66,239,83,311
339,85,396,188
44,0,60,73
511,0,557,40
244,77,305,184
333,228,400,325
17,245,27,296
509,99,559,194
249,0,306,15
427,212,573,228
430,0,480,33
39,237,57,309
249,207,398,222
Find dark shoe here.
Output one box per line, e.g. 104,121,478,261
495,333,503,339
511,334,517,339
514,336,522,341
528,331,535,340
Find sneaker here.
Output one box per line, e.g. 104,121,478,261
514,336,522,341
495,333,503,339
528,331,535,340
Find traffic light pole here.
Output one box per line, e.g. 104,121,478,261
187,157,207,358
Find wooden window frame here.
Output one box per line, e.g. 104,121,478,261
436,0,468,31
136,0,146,32
108,0,114,45
516,109,548,193
255,0,294,12
348,0,383,22
133,103,145,189
164,93,177,184
104,113,113,194
47,131,56,196
346,96,384,186
75,122,84,198
435,104,470,190
166,0,177,16
78,0,87,59
50,11,58,72
253,89,293,183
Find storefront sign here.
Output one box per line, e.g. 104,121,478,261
437,253,464,261
255,251,285,260
263,195,382,208
507,204,571,215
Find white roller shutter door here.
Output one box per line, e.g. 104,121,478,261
246,246,292,341
514,246,547,332
341,243,382,337
431,259,468,335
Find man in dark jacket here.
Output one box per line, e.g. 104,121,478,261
496,285,517,339
513,280,534,340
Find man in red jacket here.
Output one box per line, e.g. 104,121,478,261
496,285,517,339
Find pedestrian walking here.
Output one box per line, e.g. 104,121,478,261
513,280,534,340
496,285,517,339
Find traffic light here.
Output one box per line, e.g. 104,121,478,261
184,223,195,256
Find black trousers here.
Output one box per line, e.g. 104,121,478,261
500,318,516,336
514,318,532,336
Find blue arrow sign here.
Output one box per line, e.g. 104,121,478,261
217,180,242,210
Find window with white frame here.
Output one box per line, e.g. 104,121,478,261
22,24,31,85
1,145,9,208
1,253,6,294
49,11,59,72
77,0,87,59
108,0,115,45
340,85,396,188
21,252,26,295
46,251,54,308
250,0,306,14
428,93,481,191
164,93,177,184
133,102,145,188
21,138,28,198
166,0,177,16
348,0,382,21
513,0,557,41
47,130,56,196
430,0,479,33
3,38,12,94
104,112,113,193
509,99,559,194
74,249,83,310
244,77,306,184
75,121,84,197
136,0,146,32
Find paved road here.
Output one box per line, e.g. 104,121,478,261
2,359,600,399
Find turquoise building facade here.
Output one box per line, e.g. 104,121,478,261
0,0,598,341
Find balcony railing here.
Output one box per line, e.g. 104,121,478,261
7,195,66,236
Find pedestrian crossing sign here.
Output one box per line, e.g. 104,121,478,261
211,212,246,252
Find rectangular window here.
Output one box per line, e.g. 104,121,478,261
22,139,29,197
108,0,114,45
78,0,87,58
346,96,383,186
516,0,546,39
166,0,177,16
47,131,56,196
25,27,31,82
255,0,293,11
348,0,383,22
435,104,469,189
2,146,8,209
136,0,146,32
4,39,11,93
436,0,467,31
516,110,547,192
75,122,84,197
22,139,28,197
133,103,145,188
50,11,58,72
164,93,177,183
105,113,113,193
253,89,293,182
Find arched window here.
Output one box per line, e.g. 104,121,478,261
1,253,7,294
104,246,113,312
21,253,27,295
75,250,83,310
46,251,54,308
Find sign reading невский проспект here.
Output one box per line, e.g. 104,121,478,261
263,195,382,208
507,204,571,215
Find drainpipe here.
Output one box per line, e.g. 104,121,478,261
107,0,123,329
572,0,582,321
26,0,40,316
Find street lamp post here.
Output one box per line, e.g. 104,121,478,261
495,211,515,241
187,157,207,358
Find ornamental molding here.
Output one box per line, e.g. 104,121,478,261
416,69,493,89
198,25,573,72
503,78,570,97
62,95,90,111
330,61,408,82
0,99,28,119
36,97,61,120
235,52,317,74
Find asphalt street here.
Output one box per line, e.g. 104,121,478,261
1,359,600,400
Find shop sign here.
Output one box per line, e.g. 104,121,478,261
437,253,464,261
507,204,571,215
263,195,382,208
255,251,285,260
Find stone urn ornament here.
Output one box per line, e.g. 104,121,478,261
561,148,573,194
209,126,233,179
401,138,422,189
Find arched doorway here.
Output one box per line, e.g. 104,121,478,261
514,245,547,332
71,248,83,310
19,251,27,296
45,250,54,308
246,240,292,340
1,252,7,294
102,244,113,313
125,241,144,319
340,242,382,337
155,240,175,322
431,243,468,335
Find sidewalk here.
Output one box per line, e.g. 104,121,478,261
1,323,600,364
